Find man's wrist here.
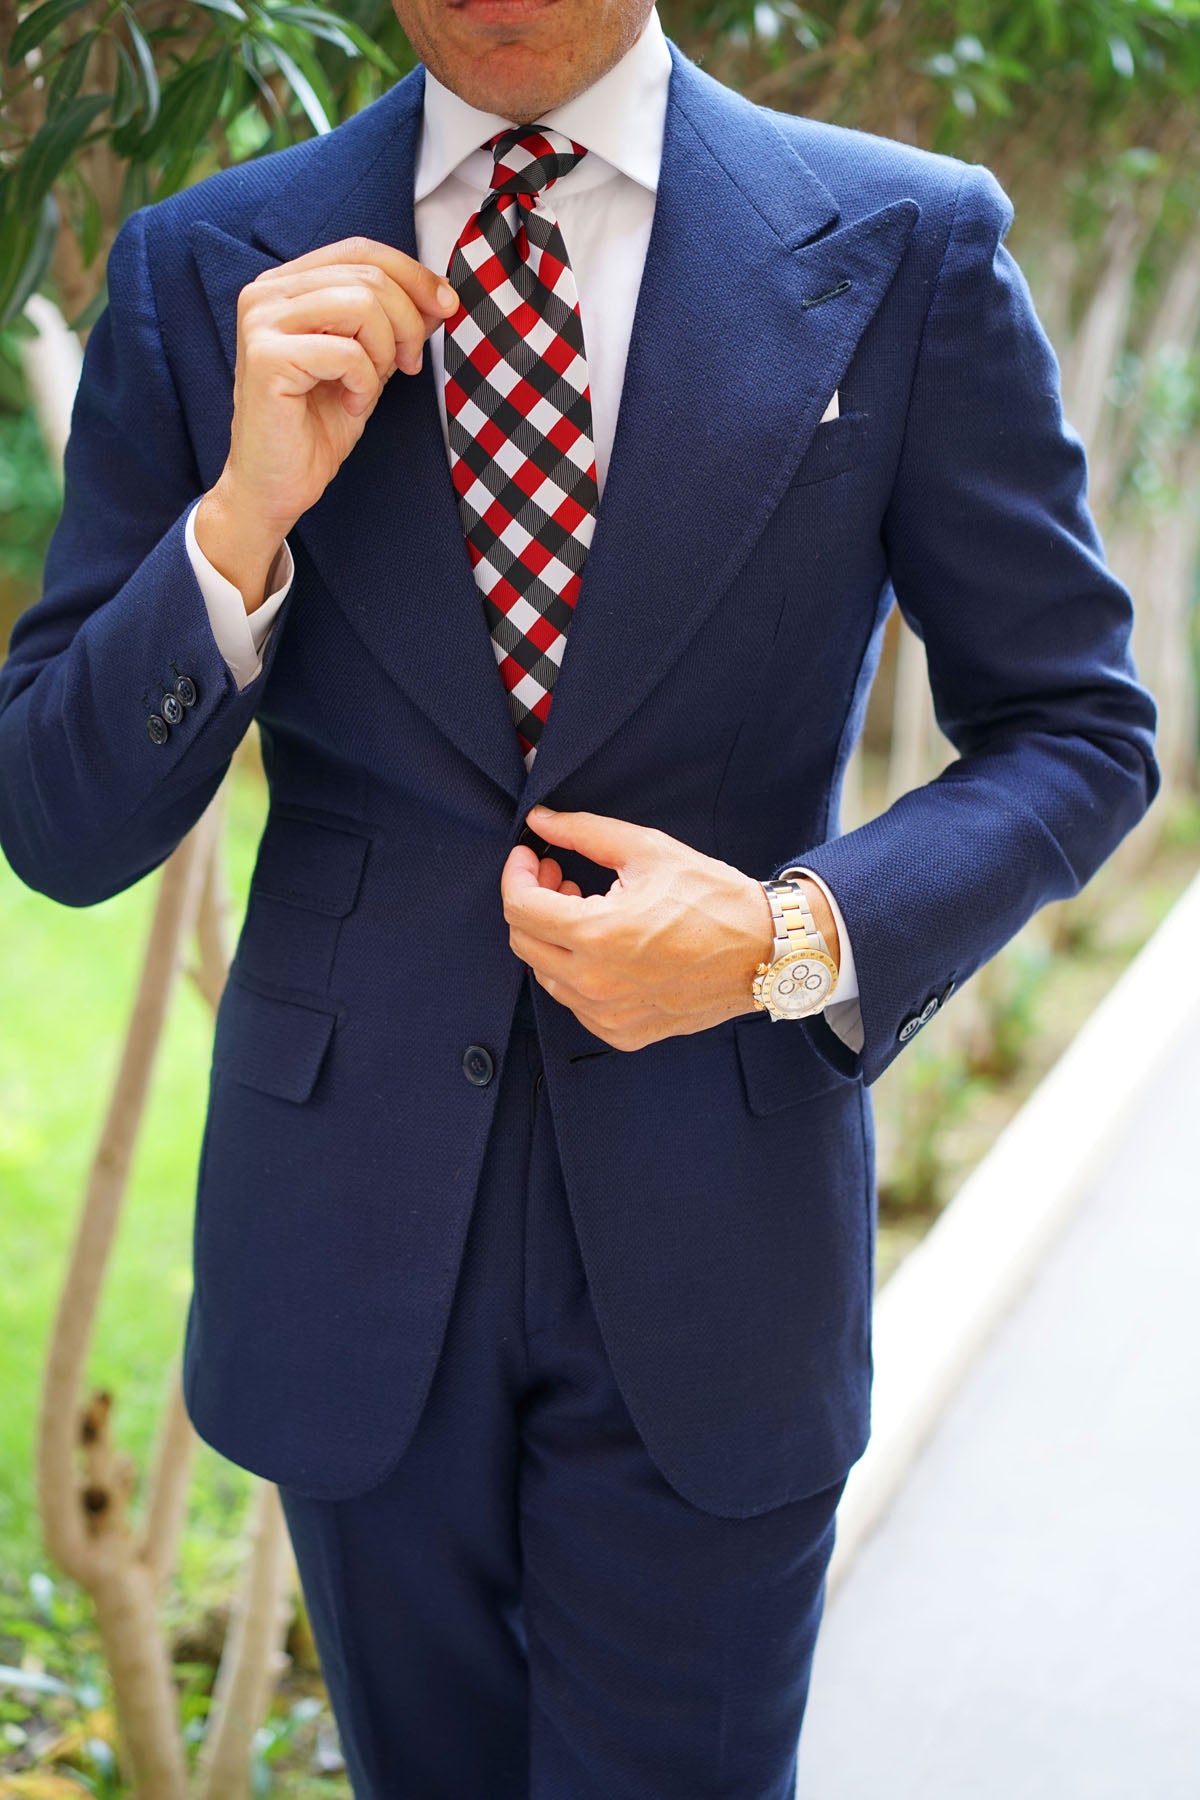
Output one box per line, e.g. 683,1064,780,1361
741,872,840,1019
194,477,290,616
767,874,840,969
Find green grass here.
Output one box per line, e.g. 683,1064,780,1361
0,752,270,1593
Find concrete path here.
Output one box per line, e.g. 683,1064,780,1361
796,999,1200,1799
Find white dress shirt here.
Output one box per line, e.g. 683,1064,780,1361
185,5,861,1042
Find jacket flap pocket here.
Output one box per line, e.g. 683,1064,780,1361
250,811,372,916
213,974,339,1103
733,1010,852,1115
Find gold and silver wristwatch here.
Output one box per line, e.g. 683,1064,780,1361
751,878,839,1021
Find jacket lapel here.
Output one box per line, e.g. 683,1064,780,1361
518,43,919,812
190,62,529,802
189,45,919,811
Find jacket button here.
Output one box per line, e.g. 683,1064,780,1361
517,823,551,857
534,1069,545,1097
161,691,184,726
462,1044,494,1087
147,713,169,745
174,675,197,707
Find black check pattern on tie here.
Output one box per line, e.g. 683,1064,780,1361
443,126,598,772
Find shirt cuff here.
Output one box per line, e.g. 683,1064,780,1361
185,498,294,690
776,864,864,1054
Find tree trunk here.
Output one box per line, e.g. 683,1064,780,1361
194,1484,296,1800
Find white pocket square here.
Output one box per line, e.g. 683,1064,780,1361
820,389,840,423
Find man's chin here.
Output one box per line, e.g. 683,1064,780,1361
435,56,576,123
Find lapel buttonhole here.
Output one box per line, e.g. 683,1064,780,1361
801,279,854,310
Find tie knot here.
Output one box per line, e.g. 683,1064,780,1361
485,125,587,199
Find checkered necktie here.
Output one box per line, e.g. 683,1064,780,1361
443,125,599,772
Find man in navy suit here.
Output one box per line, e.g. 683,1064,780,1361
0,0,1158,1792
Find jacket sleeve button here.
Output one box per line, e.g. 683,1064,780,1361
161,691,184,725
174,675,198,707
462,1045,494,1086
147,713,170,745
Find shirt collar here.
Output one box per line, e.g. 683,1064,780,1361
413,5,671,202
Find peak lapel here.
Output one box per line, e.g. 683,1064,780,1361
190,62,528,803
518,42,919,813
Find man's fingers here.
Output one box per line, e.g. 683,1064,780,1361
255,286,402,383
509,929,573,977
256,238,458,327
247,265,439,372
505,844,541,882
502,852,588,948
524,805,657,873
259,332,381,408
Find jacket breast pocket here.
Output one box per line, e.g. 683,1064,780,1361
249,808,372,915
211,969,340,1104
238,808,374,991
790,412,869,488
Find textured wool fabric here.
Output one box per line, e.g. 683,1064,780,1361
444,126,599,771
278,996,846,1800
0,42,1158,1516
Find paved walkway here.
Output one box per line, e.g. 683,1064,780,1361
796,998,1200,1799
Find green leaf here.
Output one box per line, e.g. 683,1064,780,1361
109,36,139,128
117,49,225,159
176,44,233,140
266,3,400,73
67,278,108,333
120,5,160,131
117,155,150,224
73,167,102,262
264,37,333,133
0,1660,75,1696
7,0,94,65
1109,34,1136,77
189,0,248,19
263,4,358,55
279,31,336,117
238,40,289,147
149,47,233,192
239,38,284,117
153,144,198,200
12,92,110,218
44,26,95,114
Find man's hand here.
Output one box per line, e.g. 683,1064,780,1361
194,238,460,611
500,805,839,1051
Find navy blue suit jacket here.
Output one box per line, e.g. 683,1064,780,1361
0,41,1158,1515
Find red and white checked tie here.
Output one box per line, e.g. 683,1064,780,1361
443,126,599,773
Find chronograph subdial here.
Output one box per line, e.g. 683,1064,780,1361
756,949,838,1019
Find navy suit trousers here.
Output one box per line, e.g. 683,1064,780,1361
277,971,848,1799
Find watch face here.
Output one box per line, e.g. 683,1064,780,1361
762,951,837,1019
